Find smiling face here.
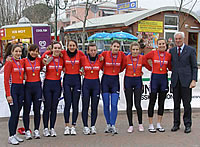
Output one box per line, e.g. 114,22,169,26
88,46,97,57
68,41,77,52
12,47,22,60
52,43,61,57
29,48,39,58
111,42,120,54
157,40,166,52
175,34,184,47
130,45,140,57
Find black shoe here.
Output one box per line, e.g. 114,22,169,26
171,126,180,132
184,127,191,133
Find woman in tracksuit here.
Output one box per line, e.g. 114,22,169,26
42,41,64,137
4,45,24,145
124,42,152,133
101,40,126,134
80,43,103,135
23,44,43,140
144,38,171,133
62,40,85,135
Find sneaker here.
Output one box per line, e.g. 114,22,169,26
111,125,118,134
127,126,133,133
8,136,19,145
104,124,111,133
83,127,90,135
43,128,50,137
71,127,76,135
91,126,97,135
64,126,70,135
138,124,144,132
33,130,41,139
14,134,24,142
50,128,57,137
25,130,32,140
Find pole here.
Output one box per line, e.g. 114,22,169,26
55,0,58,41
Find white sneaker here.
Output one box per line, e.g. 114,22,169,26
8,136,19,145
91,126,97,135
127,126,134,133
138,124,144,132
14,134,24,142
43,128,50,137
71,127,76,135
104,124,111,133
64,126,70,135
33,130,41,139
25,130,32,140
50,128,57,137
111,125,118,134
83,127,90,135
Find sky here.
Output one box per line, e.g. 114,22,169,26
43,0,200,19
136,0,200,13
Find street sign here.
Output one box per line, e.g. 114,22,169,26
117,1,136,11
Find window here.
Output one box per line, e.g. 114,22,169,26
72,10,76,15
72,21,76,24
66,13,70,18
164,15,178,30
164,15,179,42
165,16,178,25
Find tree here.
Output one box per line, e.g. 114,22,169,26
22,3,53,23
177,0,199,30
70,0,108,53
0,0,40,27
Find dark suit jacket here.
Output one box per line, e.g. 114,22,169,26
169,45,198,88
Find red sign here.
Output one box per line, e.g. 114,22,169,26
0,29,5,39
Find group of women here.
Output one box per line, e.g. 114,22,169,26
4,38,171,145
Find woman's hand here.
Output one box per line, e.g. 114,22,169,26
7,96,13,104
6,56,12,62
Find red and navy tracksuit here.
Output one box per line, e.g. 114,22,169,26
23,57,43,131
4,58,24,136
144,50,171,117
80,55,103,127
101,51,126,126
124,55,152,126
62,50,85,126
41,54,64,129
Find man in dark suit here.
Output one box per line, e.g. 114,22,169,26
169,32,198,133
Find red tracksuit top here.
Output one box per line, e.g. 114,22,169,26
42,50,85,75
24,57,42,82
144,50,171,74
45,56,64,80
61,50,85,74
4,58,25,97
80,55,103,79
101,51,126,76
125,55,152,77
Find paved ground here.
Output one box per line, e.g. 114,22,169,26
0,110,200,147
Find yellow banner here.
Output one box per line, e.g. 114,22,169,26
138,20,163,33
2,27,32,40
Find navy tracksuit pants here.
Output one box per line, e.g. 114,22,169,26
9,84,24,136
43,79,61,129
63,74,81,126
82,78,100,127
148,73,168,117
23,81,42,131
